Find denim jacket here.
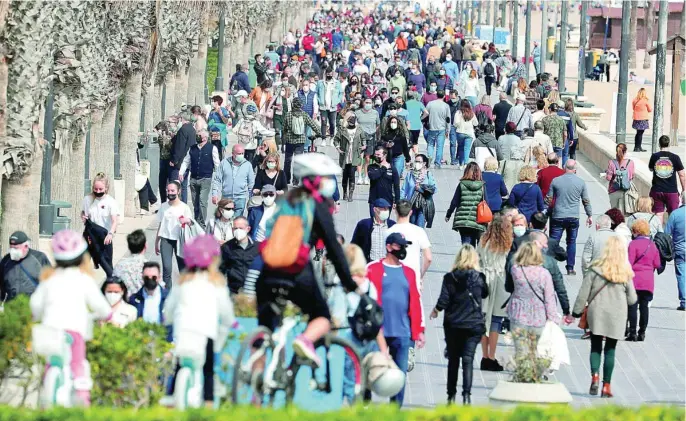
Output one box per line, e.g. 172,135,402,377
401,170,437,200
211,159,255,199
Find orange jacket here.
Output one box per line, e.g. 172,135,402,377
632,97,652,121
395,36,408,51
249,87,272,111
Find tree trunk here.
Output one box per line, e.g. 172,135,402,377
164,71,176,118
143,80,155,132
90,104,117,180
629,2,638,69
681,0,686,73
643,0,655,69
51,129,86,231
1,144,42,244
188,31,209,106
222,41,231,86
153,83,162,123
174,66,188,113
120,72,143,217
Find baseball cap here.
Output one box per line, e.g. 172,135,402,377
235,90,248,98
372,198,391,208
9,231,28,245
386,232,412,246
261,184,276,194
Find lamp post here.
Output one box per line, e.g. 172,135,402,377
616,1,631,144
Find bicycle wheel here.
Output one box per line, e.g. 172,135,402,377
41,367,63,408
231,326,275,406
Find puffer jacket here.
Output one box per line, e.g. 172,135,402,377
435,269,488,332
447,180,486,232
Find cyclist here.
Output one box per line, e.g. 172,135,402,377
257,153,358,367
29,229,113,406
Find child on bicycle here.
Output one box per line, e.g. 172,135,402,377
30,229,113,406
164,234,235,408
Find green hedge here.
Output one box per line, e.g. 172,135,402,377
0,405,682,421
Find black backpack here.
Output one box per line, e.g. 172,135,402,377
484,62,495,77
654,231,674,274
351,292,384,341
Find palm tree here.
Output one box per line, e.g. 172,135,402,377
643,0,655,69
629,2,638,69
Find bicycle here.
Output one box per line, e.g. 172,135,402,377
172,330,207,409
231,283,366,407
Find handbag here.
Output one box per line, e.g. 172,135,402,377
476,184,493,224
578,274,609,330
265,96,276,119
624,181,639,214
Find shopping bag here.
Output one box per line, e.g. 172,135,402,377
176,219,206,258
537,320,570,371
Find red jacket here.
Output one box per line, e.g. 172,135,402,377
302,35,315,51
537,165,565,198
366,260,423,341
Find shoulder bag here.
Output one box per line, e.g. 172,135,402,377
578,273,609,330
476,184,493,224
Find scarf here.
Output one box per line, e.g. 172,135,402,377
412,168,426,184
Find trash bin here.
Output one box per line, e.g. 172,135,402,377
553,41,560,63
585,52,595,75
52,200,72,232
248,57,256,88
591,50,601,67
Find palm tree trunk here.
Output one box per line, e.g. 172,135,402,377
643,0,655,69
90,104,117,180
51,129,86,231
174,66,188,113
188,31,209,106
164,71,176,118
153,83,162,123
221,41,231,86
1,144,42,244
120,72,143,217
629,2,638,69
143,80,155,132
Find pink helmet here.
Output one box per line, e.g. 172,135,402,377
183,234,220,270
52,229,88,262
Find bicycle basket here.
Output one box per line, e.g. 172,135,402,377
174,330,208,363
31,324,68,358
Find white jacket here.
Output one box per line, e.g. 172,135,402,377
30,268,112,336
164,273,235,341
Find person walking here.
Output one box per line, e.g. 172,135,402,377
508,166,545,222
546,160,593,275
81,173,120,277
571,236,638,398
665,192,686,311
626,197,663,238
401,153,437,228
206,199,235,245
211,144,255,216
382,116,411,179
281,98,323,186
498,122,531,192
481,157,508,214
317,70,344,143
446,163,487,246
648,135,686,225
253,152,287,196
492,93,512,139
425,89,452,168
472,124,502,171
631,88,652,152
170,113,196,203
581,215,619,275
154,181,193,289
233,104,275,164
0,231,51,301
355,96,381,184
334,115,365,202
626,220,661,342
430,245,487,405
476,216,512,372
297,80,320,152
604,143,635,215
453,99,478,169
367,146,401,218
564,99,587,160
536,153,565,198
506,94,534,137
351,198,397,262
178,130,220,229
541,103,568,166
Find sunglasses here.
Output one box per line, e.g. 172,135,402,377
143,276,158,282
262,192,276,198
224,207,235,211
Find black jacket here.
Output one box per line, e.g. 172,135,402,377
0,249,51,300
492,101,513,134
351,218,397,262
171,123,196,168
220,239,259,294
367,163,400,205
381,130,411,161
435,269,488,331
83,220,113,277
504,250,570,315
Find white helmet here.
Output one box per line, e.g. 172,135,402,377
292,153,342,179
363,352,406,397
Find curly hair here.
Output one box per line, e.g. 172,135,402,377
605,208,625,230
479,216,513,254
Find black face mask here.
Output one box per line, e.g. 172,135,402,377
326,75,333,80
93,191,105,198
390,247,407,260
143,276,158,290
167,194,178,201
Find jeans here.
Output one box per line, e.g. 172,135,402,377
549,217,580,271
304,127,313,151
159,237,185,290
342,330,377,403
284,143,305,185
409,209,426,227
189,178,211,229
342,164,356,195
320,109,337,137
392,155,406,179
455,132,473,166
159,158,171,203
444,327,481,397
569,138,578,159
627,290,653,336
426,130,446,167
448,127,458,164
231,197,247,217
676,256,685,307
458,227,482,246
385,336,411,406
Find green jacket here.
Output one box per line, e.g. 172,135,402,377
451,180,486,232
333,126,365,167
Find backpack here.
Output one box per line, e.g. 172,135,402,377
611,159,631,191
475,109,490,130
483,62,495,77
230,77,240,93
291,114,306,136
351,290,384,341
236,120,254,144
259,198,315,274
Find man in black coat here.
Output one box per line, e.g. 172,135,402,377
0,231,51,301
492,92,512,139
169,113,196,203
220,217,259,294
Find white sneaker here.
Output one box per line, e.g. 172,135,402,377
159,396,175,407
364,176,370,185
407,347,416,372
356,175,363,185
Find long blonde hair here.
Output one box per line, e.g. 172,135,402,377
177,259,226,286
590,236,634,283
39,253,95,281
452,245,480,271
635,87,648,102
514,242,543,267
91,172,110,197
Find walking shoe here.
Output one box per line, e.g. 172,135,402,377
480,357,490,370
407,347,416,372
462,392,471,405
581,330,591,339
625,334,637,341
364,176,370,185
293,335,321,367
490,359,504,372
342,192,349,201
589,373,600,395
447,394,455,405
637,332,645,342
677,305,685,311
566,269,577,276
601,382,613,398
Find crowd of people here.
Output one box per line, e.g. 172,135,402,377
0,2,684,410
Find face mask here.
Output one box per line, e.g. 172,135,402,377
414,162,423,170
390,247,407,260
266,162,276,169
233,228,248,241
378,210,390,221
234,154,245,163
319,178,337,198
430,86,437,92
440,70,446,75
513,226,527,237
106,292,123,306
94,191,105,198
390,110,398,116
326,75,333,80
390,93,398,99
222,210,234,220
167,193,178,201
363,103,372,110
446,56,452,61
263,196,276,206
9,247,23,261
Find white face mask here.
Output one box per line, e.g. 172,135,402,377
8,247,24,261
390,122,398,129
389,110,398,116
222,210,234,220
319,178,337,198
263,196,276,206
378,210,390,221
513,226,527,237
106,292,123,306
233,228,248,241
413,162,423,170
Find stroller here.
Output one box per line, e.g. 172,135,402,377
587,64,604,81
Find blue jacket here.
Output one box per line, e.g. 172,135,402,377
297,90,317,117
351,218,396,262
247,205,266,241
401,171,437,200
332,31,343,49
483,171,508,212
508,182,545,222
665,205,686,259
442,59,459,84
316,79,344,110
229,71,251,93
128,287,173,342
211,159,255,200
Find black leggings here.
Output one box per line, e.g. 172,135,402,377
627,290,653,335
445,327,481,397
341,164,356,193
409,130,420,146
484,76,496,96
171,337,215,402
634,129,645,150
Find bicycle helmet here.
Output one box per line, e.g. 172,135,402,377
51,229,88,262
292,153,342,180
183,234,220,270
363,352,406,397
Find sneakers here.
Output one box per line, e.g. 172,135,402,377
677,305,686,311
293,335,321,367
567,269,577,276
480,357,504,372
581,331,591,340
363,176,370,185
407,347,415,372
